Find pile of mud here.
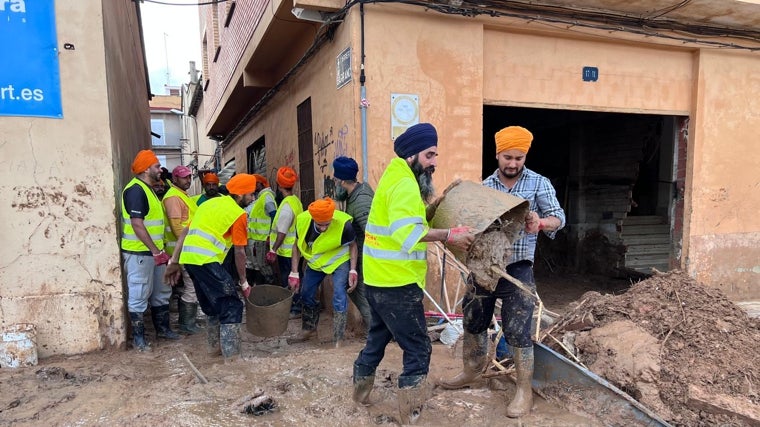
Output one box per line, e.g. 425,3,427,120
542,270,760,426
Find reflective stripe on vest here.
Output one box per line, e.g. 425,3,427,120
362,158,428,288
247,188,276,241
121,177,165,252
269,195,303,257
296,210,352,274
179,196,244,265
162,185,198,255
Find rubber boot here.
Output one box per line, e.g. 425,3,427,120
333,311,347,348
506,345,534,418
178,300,201,334
207,315,221,355
151,304,181,340
287,305,318,344
129,312,151,352
398,375,426,425
437,331,488,389
220,323,242,361
352,363,375,405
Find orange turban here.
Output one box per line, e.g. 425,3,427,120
308,197,335,222
131,150,159,174
226,174,257,195
252,174,269,188
495,126,533,154
202,173,219,184
276,167,298,188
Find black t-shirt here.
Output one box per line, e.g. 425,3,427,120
123,184,150,219
303,220,356,249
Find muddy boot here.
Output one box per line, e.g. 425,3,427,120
353,364,375,405
398,375,426,425
207,315,221,355
151,304,181,340
129,312,151,352
333,311,347,348
438,331,488,389
506,345,534,418
287,305,318,344
178,300,201,334
220,323,241,361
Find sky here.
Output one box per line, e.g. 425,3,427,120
140,0,203,96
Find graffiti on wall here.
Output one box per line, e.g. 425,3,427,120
314,124,350,199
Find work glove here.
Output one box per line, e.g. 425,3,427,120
288,272,300,292
445,226,476,251
348,269,358,293
265,250,277,265
240,281,252,299
153,250,170,266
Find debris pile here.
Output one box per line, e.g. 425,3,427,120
541,270,760,426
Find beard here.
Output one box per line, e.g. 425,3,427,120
334,184,349,202
500,165,524,180
205,186,220,197
411,157,435,202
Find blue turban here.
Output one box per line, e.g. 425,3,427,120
332,156,359,181
394,123,438,159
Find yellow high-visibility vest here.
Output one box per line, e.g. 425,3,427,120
269,195,303,257
179,196,244,265
362,158,428,288
121,177,165,252
295,210,352,274
162,185,198,255
247,188,276,242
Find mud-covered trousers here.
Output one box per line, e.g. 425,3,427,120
185,262,244,325
354,283,432,387
464,260,536,348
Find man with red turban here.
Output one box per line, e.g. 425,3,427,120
165,173,258,361
285,197,358,348
438,125,566,418
121,150,179,352
267,166,304,316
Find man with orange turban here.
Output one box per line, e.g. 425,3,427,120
196,172,221,205
267,166,304,316
244,174,278,285
285,197,358,348
121,150,179,352
439,125,566,418
165,173,258,361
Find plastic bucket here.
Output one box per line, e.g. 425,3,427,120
245,285,293,337
0,323,38,368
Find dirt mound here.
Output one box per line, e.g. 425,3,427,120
543,270,760,426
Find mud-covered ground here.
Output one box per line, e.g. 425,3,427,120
0,308,598,427
542,270,760,426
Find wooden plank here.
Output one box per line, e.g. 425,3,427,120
687,385,760,426
624,244,670,256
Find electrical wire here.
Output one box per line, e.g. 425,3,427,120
140,0,228,6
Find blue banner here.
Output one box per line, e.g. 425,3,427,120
0,0,63,118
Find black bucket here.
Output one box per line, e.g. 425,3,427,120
245,285,293,337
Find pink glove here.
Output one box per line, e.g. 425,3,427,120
445,226,476,251
288,272,300,291
153,250,170,266
240,281,251,299
265,250,277,265
348,269,359,292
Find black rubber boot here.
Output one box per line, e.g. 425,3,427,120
220,323,241,360
151,304,181,340
207,315,221,355
333,311,347,348
178,300,201,334
287,305,319,344
129,312,151,352
352,363,375,405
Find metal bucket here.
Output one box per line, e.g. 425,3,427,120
430,180,529,286
245,285,293,337
0,323,38,368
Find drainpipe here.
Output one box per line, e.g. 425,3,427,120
360,1,368,183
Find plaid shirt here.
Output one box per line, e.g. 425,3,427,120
483,167,566,264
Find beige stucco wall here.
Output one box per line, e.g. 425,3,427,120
0,0,150,357
685,49,760,299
